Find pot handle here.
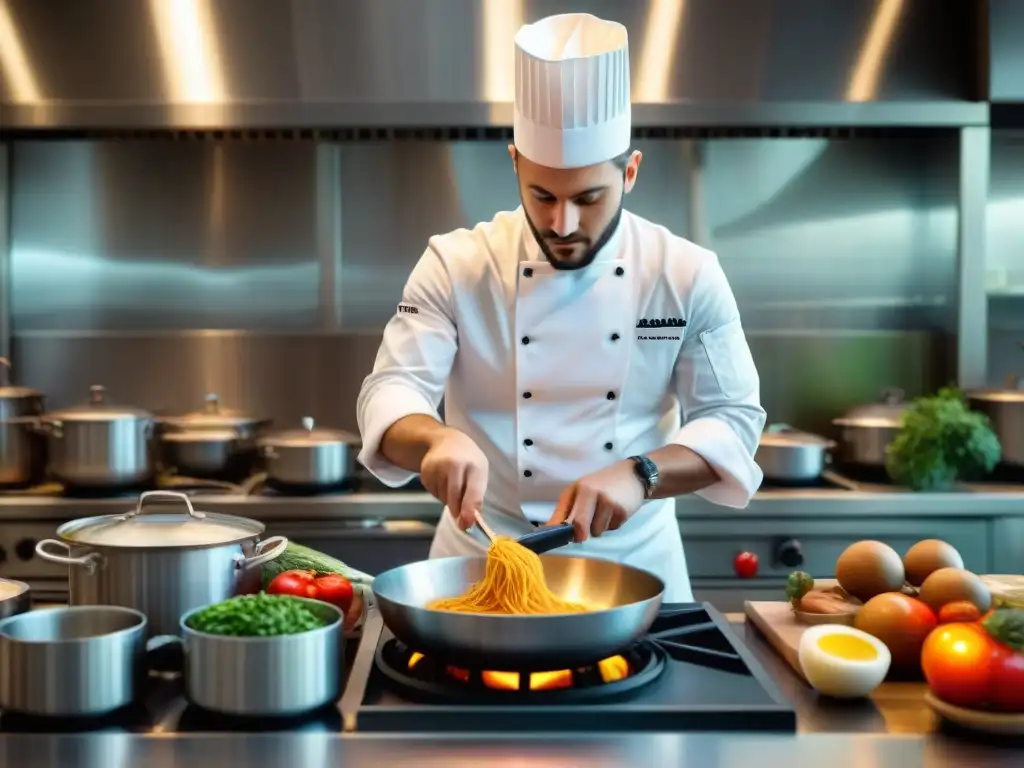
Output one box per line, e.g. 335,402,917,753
35,539,103,574
236,535,289,570
120,490,207,521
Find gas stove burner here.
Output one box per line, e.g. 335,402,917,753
375,638,665,704
647,605,750,676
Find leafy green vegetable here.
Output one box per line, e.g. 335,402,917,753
885,387,1001,491
261,542,374,590
185,592,331,637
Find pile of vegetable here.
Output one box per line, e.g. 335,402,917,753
259,542,374,633
185,592,332,637
923,608,1024,712
885,387,1001,491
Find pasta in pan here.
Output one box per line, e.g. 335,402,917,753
428,536,589,615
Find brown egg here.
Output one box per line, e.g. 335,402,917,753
918,567,991,614
835,540,906,602
903,539,964,587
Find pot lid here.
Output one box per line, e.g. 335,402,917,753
262,417,359,447
759,423,832,447
160,393,262,430
967,375,1024,403
161,428,240,444
45,385,152,422
58,491,264,549
0,358,42,399
832,388,909,428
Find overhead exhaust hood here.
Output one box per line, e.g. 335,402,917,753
0,0,987,133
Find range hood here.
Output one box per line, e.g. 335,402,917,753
0,0,986,132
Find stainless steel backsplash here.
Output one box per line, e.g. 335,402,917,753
7,137,958,437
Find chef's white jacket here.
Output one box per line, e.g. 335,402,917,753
357,207,765,601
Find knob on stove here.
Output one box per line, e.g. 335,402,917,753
14,539,36,561
775,538,804,568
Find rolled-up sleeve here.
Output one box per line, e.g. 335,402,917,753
356,245,458,487
672,254,766,507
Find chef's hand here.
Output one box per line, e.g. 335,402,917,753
545,460,645,542
420,428,488,531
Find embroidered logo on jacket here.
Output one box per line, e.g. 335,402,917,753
397,304,419,315
636,318,685,328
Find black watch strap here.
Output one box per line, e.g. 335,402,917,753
629,455,659,499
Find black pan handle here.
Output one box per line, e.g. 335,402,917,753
516,523,575,554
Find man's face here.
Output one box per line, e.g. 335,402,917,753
511,147,642,270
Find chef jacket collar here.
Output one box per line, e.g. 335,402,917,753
520,207,624,267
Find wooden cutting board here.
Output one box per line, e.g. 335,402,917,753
744,601,809,681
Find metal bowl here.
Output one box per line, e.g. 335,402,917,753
0,578,30,620
372,555,664,670
0,606,147,716
180,597,344,716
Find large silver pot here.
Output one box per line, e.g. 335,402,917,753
967,378,1024,468
0,606,147,716
0,358,46,488
38,384,154,489
181,597,342,716
831,388,910,468
755,424,835,484
156,393,268,480
373,555,664,669
260,417,359,491
34,490,288,638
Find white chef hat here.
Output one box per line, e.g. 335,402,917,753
513,13,631,170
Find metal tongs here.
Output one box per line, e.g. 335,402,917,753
473,511,575,555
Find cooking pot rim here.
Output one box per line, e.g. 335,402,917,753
54,510,266,550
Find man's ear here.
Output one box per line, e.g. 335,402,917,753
624,151,643,194
508,144,518,172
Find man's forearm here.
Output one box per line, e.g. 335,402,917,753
379,414,449,473
643,444,720,499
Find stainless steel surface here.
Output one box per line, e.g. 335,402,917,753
0,144,9,361
34,490,288,637
990,0,1024,102
372,556,663,669
755,424,834,483
5,134,959,440
0,358,45,487
0,577,29,619
40,385,154,488
956,126,991,389
0,605,146,716
261,417,358,489
181,596,342,716
156,394,266,480
0,0,983,130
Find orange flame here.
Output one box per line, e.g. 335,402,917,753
407,652,631,691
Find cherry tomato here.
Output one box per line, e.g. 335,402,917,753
734,551,758,579
921,618,1024,711
938,601,982,624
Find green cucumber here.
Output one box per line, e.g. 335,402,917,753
260,542,375,590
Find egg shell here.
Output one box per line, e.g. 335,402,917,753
798,624,891,699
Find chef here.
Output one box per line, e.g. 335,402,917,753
356,12,765,602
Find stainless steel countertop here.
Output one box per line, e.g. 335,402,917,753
0,485,1023,522
0,617,1020,767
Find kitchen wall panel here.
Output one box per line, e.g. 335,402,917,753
7,137,957,437
987,131,1024,386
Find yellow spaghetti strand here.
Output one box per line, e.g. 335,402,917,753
428,536,588,615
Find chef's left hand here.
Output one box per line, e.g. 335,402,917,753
545,460,645,542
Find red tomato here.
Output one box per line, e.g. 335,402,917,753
922,612,1024,712
938,601,982,624
734,552,758,579
922,623,994,708
266,569,319,599
314,573,354,613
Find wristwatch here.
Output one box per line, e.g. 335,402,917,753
629,455,659,499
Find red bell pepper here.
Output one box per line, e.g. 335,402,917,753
266,569,354,613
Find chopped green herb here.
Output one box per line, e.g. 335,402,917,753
185,592,330,637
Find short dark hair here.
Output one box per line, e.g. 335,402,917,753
609,148,633,171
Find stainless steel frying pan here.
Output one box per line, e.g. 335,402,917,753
371,555,664,670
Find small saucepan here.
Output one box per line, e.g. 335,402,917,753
755,424,835,485
259,417,360,493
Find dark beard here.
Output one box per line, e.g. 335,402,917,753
523,203,624,271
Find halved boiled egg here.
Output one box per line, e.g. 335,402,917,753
797,624,891,698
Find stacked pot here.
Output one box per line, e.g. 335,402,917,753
0,358,46,488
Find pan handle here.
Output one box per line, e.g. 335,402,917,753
516,523,575,554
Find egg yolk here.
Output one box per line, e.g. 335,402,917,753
816,633,878,661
